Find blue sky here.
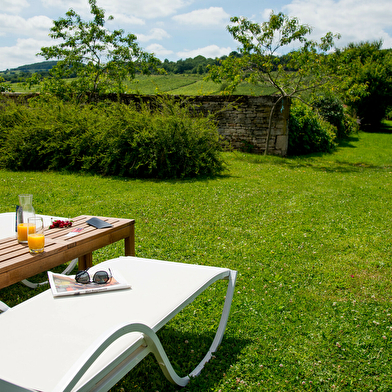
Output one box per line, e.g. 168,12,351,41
1,0,392,71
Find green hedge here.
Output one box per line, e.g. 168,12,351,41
288,102,337,155
0,96,225,179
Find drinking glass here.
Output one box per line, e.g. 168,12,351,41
27,217,45,254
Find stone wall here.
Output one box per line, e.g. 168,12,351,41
2,92,291,156
187,95,291,156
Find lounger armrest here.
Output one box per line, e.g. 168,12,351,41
53,322,191,392
0,300,10,314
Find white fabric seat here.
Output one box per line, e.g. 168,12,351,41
0,256,237,391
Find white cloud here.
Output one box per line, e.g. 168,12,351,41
145,43,174,57
284,0,392,49
99,0,192,19
107,13,145,26
1,0,29,14
262,8,274,20
0,38,50,70
0,14,53,38
172,7,230,26
41,0,90,15
40,0,191,22
177,44,232,59
137,28,171,43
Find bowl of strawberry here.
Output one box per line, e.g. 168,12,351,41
49,220,73,229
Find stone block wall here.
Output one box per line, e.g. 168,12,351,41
186,95,291,156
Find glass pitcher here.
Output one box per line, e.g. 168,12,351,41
16,194,36,244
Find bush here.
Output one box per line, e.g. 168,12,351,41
0,96,225,179
343,105,360,135
288,101,337,155
311,95,358,138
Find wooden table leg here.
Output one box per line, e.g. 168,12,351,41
78,253,93,271
125,237,135,256
125,223,135,256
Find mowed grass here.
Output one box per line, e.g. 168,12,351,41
0,131,392,391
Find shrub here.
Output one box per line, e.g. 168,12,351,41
288,101,337,155
0,96,225,179
311,95,358,138
311,95,345,138
343,105,360,135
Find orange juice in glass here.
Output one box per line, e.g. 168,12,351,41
27,217,45,254
17,222,36,243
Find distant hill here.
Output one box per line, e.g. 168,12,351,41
0,61,58,84
9,61,58,73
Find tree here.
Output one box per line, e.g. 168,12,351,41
207,11,340,154
38,0,160,98
336,41,392,129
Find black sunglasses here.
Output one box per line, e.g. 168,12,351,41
75,268,112,284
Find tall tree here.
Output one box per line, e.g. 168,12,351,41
38,0,160,98
207,11,340,154
336,41,392,129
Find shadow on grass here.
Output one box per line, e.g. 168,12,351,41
281,159,384,174
110,327,250,392
230,133,391,174
336,135,360,148
362,122,392,134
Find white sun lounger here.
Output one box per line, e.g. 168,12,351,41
0,256,237,391
0,212,78,290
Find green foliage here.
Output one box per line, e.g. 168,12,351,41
312,95,345,137
0,76,12,92
0,96,225,179
36,0,160,98
342,105,360,135
312,95,358,138
336,41,392,128
288,102,337,155
160,55,218,75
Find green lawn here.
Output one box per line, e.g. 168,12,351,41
0,131,391,391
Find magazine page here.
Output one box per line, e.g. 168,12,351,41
48,268,131,297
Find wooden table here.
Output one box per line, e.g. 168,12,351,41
0,215,135,289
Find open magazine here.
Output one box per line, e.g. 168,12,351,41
48,268,131,297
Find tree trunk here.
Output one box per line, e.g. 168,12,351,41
264,95,284,156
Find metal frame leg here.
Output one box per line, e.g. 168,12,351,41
21,258,78,289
